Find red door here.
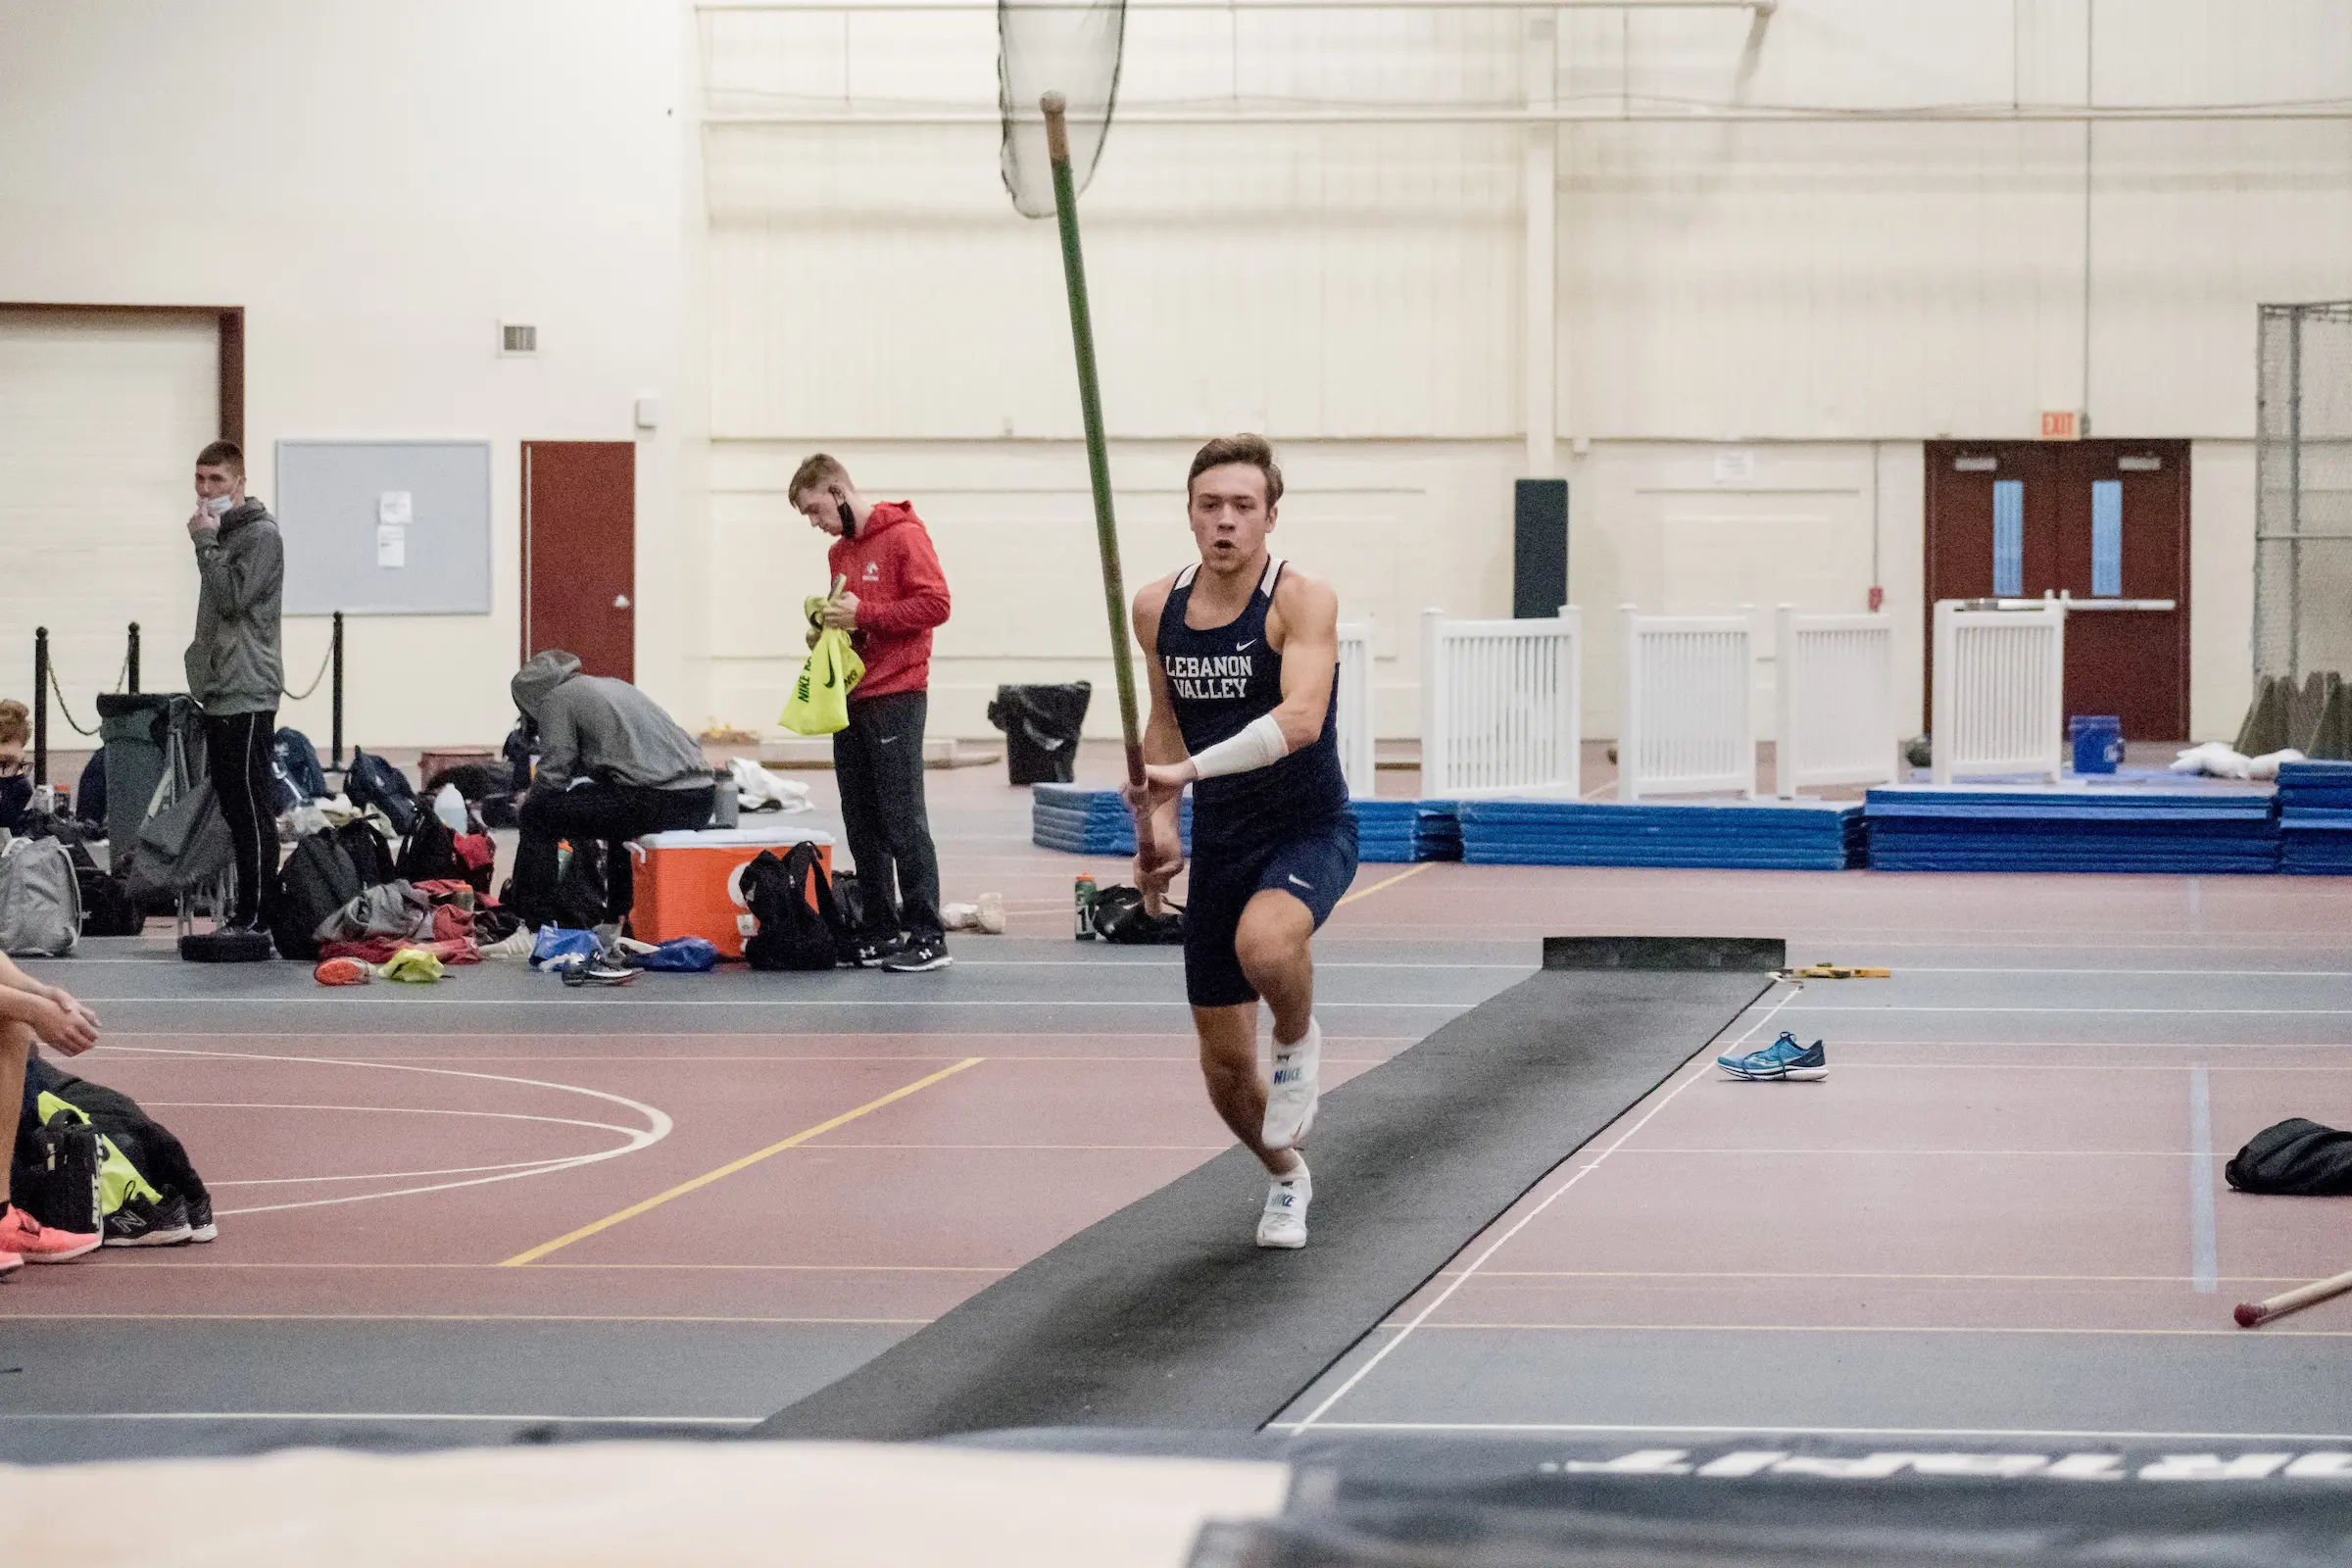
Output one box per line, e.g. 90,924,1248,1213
522,441,635,681
1925,440,2190,740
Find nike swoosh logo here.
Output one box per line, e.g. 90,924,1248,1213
878,736,899,746
1237,640,1257,652
1287,874,1313,890
822,669,836,689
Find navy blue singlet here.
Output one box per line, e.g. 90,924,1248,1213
1156,556,1349,849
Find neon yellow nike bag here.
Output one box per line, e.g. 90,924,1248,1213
781,626,863,736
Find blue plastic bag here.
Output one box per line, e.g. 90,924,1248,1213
529,926,601,970
629,936,719,972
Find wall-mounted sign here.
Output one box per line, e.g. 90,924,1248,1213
2039,410,2082,440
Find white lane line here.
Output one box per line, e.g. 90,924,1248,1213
2188,1063,2219,1295
106,1048,671,1217
1289,981,1804,1433
0,1411,759,1426
1892,967,2352,978
62,997,1471,1009
1264,1420,2352,1442
1784,1005,2352,1015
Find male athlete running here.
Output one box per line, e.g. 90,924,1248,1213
1127,434,1356,1250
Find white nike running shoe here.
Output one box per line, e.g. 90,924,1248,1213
1261,1016,1322,1151
1257,1160,1310,1250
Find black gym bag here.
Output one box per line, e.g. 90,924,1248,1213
15,1111,102,1236
741,844,845,972
2226,1118,2352,1196
1089,884,1185,945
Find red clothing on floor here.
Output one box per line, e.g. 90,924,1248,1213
827,501,951,702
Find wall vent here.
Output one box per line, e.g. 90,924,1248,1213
500,322,538,357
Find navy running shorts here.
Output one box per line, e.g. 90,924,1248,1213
1182,812,1360,1008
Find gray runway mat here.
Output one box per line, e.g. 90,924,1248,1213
756,937,1779,1440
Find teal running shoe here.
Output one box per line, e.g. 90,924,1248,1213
1718,1030,1828,1082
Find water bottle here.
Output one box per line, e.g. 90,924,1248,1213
1074,874,1098,941
433,782,468,833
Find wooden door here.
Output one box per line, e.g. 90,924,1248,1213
1925,440,2190,740
521,441,635,681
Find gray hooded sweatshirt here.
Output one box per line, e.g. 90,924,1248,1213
184,498,285,715
510,650,710,793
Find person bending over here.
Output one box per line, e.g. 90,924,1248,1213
1127,435,1355,1250
0,952,104,1274
184,441,284,934
510,651,715,929
789,455,954,973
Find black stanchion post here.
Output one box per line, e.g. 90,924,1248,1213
126,621,141,694
31,627,48,787
330,611,345,767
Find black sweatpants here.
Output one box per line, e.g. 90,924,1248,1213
514,781,716,926
202,709,277,927
831,691,943,944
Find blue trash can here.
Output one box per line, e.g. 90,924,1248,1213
2069,714,2123,775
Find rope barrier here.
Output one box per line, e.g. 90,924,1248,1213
44,660,100,738
281,636,335,702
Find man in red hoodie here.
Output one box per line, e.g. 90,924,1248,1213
791,455,955,972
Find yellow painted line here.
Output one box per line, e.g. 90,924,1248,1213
499,1056,984,1266
1336,861,1435,907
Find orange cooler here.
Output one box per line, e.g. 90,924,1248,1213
628,826,835,958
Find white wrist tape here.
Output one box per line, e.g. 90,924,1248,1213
1189,713,1290,780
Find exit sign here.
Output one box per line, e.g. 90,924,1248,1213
2040,410,2082,440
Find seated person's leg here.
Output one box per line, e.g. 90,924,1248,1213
516,782,636,925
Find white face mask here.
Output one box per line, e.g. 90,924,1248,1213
203,493,235,516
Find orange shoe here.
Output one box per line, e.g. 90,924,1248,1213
0,1250,20,1279
0,1206,100,1263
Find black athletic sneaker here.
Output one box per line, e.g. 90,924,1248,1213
879,936,952,973
104,1192,193,1249
850,933,909,968
184,1194,218,1244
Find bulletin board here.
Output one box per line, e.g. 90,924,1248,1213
276,439,494,614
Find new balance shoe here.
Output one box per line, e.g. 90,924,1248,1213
0,1204,100,1263
880,937,953,973
184,1193,218,1244
1261,1016,1322,1151
104,1192,193,1249
1717,1031,1829,1082
1257,1160,1311,1250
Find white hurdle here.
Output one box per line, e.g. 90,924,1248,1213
1335,619,1376,799
1930,598,2067,785
1619,606,1755,800
1775,607,1898,797
1418,608,1582,799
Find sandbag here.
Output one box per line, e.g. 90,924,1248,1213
2227,1118,2352,1196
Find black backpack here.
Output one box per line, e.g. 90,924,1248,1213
741,845,842,972
15,1111,102,1236
332,819,398,889
271,832,366,960
272,728,328,808
344,750,420,837
397,809,463,885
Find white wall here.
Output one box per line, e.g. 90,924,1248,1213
700,0,2352,743
0,1,694,749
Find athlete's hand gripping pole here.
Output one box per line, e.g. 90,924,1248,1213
1042,91,1145,793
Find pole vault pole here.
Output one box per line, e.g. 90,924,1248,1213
1042,91,1144,791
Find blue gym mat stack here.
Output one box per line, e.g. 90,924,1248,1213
1455,799,1862,870
1350,800,1462,863
1864,787,2279,873
2276,760,2352,874
1029,784,1192,856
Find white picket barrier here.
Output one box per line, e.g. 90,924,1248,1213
1419,608,1582,799
1931,599,2067,785
1619,606,1755,800
1775,607,1898,796
1335,619,1376,799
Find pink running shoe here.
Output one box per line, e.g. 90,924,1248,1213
0,1206,101,1263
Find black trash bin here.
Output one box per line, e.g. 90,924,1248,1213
988,682,1092,785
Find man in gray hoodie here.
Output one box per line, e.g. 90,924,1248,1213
509,650,715,928
184,441,284,933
